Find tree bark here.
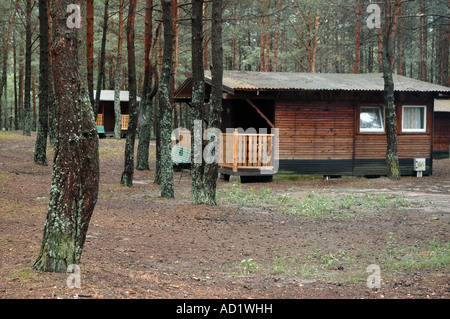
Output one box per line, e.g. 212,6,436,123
23,0,33,136
13,34,18,130
86,0,94,107
273,0,283,72
202,0,223,205
382,0,402,181
354,0,362,74
34,0,50,166
94,0,110,116
190,0,206,204
159,0,175,198
113,0,124,140
172,0,179,128
0,0,19,130
137,0,159,171
47,0,56,146
33,0,99,273
120,0,139,187
18,44,24,130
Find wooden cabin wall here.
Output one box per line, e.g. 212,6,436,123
273,91,435,176
433,112,450,157
275,101,354,160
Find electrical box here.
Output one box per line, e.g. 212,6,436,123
414,158,426,177
414,158,426,172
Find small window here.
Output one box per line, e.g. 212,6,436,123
402,106,426,132
360,106,384,133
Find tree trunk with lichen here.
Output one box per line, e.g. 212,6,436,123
33,0,99,273
34,0,50,166
202,0,223,205
190,0,206,204
120,0,139,187
23,0,32,136
137,0,158,171
113,0,124,140
158,0,175,198
382,0,401,180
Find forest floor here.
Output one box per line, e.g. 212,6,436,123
0,130,449,300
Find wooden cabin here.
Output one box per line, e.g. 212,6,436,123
433,98,450,158
94,90,140,137
174,71,450,179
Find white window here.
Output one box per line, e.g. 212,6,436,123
360,106,385,133
402,106,426,132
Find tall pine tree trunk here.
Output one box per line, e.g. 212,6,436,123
354,0,361,73
120,0,139,187
382,0,401,181
113,0,124,140
159,0,175,198
34,0,50,166
13,34,18,130
137,0,157,171
33,0,99,273
23,0,33,136
94,0,110,116
202,0,223,205
0,0,19,130
190,0,206,204
87,0,94,107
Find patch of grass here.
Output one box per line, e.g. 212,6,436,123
99,146,123,159
269,249,319,278
12,268,32,279
384,239,450,271
218,184,418,218
217,183,273,206
0,131,32,140
0,173,10,181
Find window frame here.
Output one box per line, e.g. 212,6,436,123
359,105,385,133
402,105,427,133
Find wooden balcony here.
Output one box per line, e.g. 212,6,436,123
121,115,129,130
219,130,274,173
96,114,104,127
95,114,130,131
174,129,275,174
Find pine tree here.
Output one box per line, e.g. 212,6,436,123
33,0,100,272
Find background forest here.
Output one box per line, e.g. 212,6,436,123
0,0,448,132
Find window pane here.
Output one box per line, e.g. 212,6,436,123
403,107,425,130
360,107,383,130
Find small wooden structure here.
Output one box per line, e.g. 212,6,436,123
175,71,450,178
172,129,275,180
94,90,140,137
433,98,450,158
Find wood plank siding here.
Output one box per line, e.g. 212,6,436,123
433,112,450,157
275,102,354,160
274,92,435,176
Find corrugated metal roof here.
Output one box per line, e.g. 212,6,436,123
203,71,450,93
93,90,141,102
435,99,450,112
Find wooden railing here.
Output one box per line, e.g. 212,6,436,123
121,115,130,130
220,130,274,172
174,129,274,172
96,114,104,126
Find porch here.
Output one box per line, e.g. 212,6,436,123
174,129,276,180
